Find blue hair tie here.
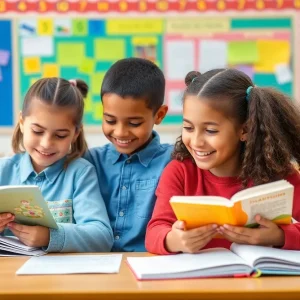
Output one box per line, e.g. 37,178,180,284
246,86,253,101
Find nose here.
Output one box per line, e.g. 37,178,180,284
191,132,205,148
40,134,52,149
114,124,129,138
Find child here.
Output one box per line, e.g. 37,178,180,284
84,58,172,252
146,68,300,254
0,78,113,252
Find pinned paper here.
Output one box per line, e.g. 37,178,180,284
199,40,227,73
19,19,37,36
254,40,290,73
235,65,254,80
55,19,72,36
78,58,95,74
166,40,194,80
43,64,59,78
73,19,88,36
0,50,10,66
23,57,41,74
169,90,183,114
57,43,85,66
21,37,54,57
274,63,292,85
93,102,103,121
228,41,259,65
94,39,125,61
37,18,54,36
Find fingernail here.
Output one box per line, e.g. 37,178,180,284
212,224,218,229
223,224,230,229
6,213,11,218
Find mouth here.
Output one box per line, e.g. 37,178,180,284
35,149,56,157
193,150,216,158
112,137,136,147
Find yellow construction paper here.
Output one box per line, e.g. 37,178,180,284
228,41,259,65
94,39,125,61
93,102,103,120
43,64,59,78
23,57,41,74
57,43,85,66
91,72,105,95
37,18,54,35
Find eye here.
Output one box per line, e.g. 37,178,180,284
206,129,218,134
183,126,193,132
32,129,43,135
105,120,116,125
56,135,68,139
129,123,142,127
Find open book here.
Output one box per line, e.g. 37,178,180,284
127,243,300,280
0,185,57,229
0,236,45,256
170,180,293,228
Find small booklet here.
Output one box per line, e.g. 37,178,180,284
0,185,57,229
170,180,293,228
0,236,45,256
127,244,300,280
16,254,123,275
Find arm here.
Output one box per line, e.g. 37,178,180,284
46,165,113,253
145,161,184,254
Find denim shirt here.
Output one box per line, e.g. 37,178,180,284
0,152,113,253
84,131,173,252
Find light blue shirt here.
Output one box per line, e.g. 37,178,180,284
84,131,172,252
0,152,113,253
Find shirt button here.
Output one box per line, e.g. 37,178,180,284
119,211,124,217
122,186,127,190
115,235,120,240
126,160,131,164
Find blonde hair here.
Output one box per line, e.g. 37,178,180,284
12,78,89,168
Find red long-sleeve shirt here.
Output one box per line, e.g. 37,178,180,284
145,159,300,254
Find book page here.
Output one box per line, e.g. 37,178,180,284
232,182,293,226
16,254,123,275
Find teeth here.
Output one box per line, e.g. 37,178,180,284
116,139,132,144
195,151,214,156
38,150,53,156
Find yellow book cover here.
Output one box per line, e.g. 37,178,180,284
0,185,58,229
170,180,293,229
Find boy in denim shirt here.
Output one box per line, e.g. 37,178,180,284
85,58,172,251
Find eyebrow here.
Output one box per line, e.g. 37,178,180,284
183,119,219,126
31,123,70,132
103,113,144,120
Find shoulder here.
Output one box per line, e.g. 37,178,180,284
67,157,96,176
0,153,22,169
84,144,112,162
162,158,197,180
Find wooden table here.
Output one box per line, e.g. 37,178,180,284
1,252,300,300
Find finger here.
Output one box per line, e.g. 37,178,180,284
0,216,15,227
255,215,273,228
182,226,217,240
218,227,251,243
173,220,185,230
9,227,30,240
7,222,31,234
189,224,218,237
0,213,13,220
189,234,216,253
221,224,252,237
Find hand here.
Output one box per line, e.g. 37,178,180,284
218,215,285,247
0,213,14,233
7,222,50,248
165,220,218,253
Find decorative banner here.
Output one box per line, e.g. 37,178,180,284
1,0,300,14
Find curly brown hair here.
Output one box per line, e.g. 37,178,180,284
12,78,88,168
172,68,300,186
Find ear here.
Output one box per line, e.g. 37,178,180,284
240,123,247,142
19,111,24,133
154,105,168,125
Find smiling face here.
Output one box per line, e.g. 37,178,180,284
19,98,79,173
102,93,167,155
182,95,246,177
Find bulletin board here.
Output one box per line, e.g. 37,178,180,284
17,16,295,127
0,0,299,131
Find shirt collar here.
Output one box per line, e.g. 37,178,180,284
20,152,65,184
109,131,161,167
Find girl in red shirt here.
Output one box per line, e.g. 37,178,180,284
146,68,300,254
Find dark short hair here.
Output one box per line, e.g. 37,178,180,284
101,58,165,113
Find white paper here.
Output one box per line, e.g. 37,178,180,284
21,37,54,57
169,90,183,113
199,40,227,73
166,40,194,80
16,254,123,275
19,19,37,37
275,63,292,85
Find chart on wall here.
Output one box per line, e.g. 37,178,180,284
0,19,13,127
17,16,294,127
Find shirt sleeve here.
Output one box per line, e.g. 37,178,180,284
145,160,185,255
280,173,300,250
45,165,113,253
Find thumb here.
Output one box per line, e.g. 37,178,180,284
255,214,273,228
173,220,185,230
